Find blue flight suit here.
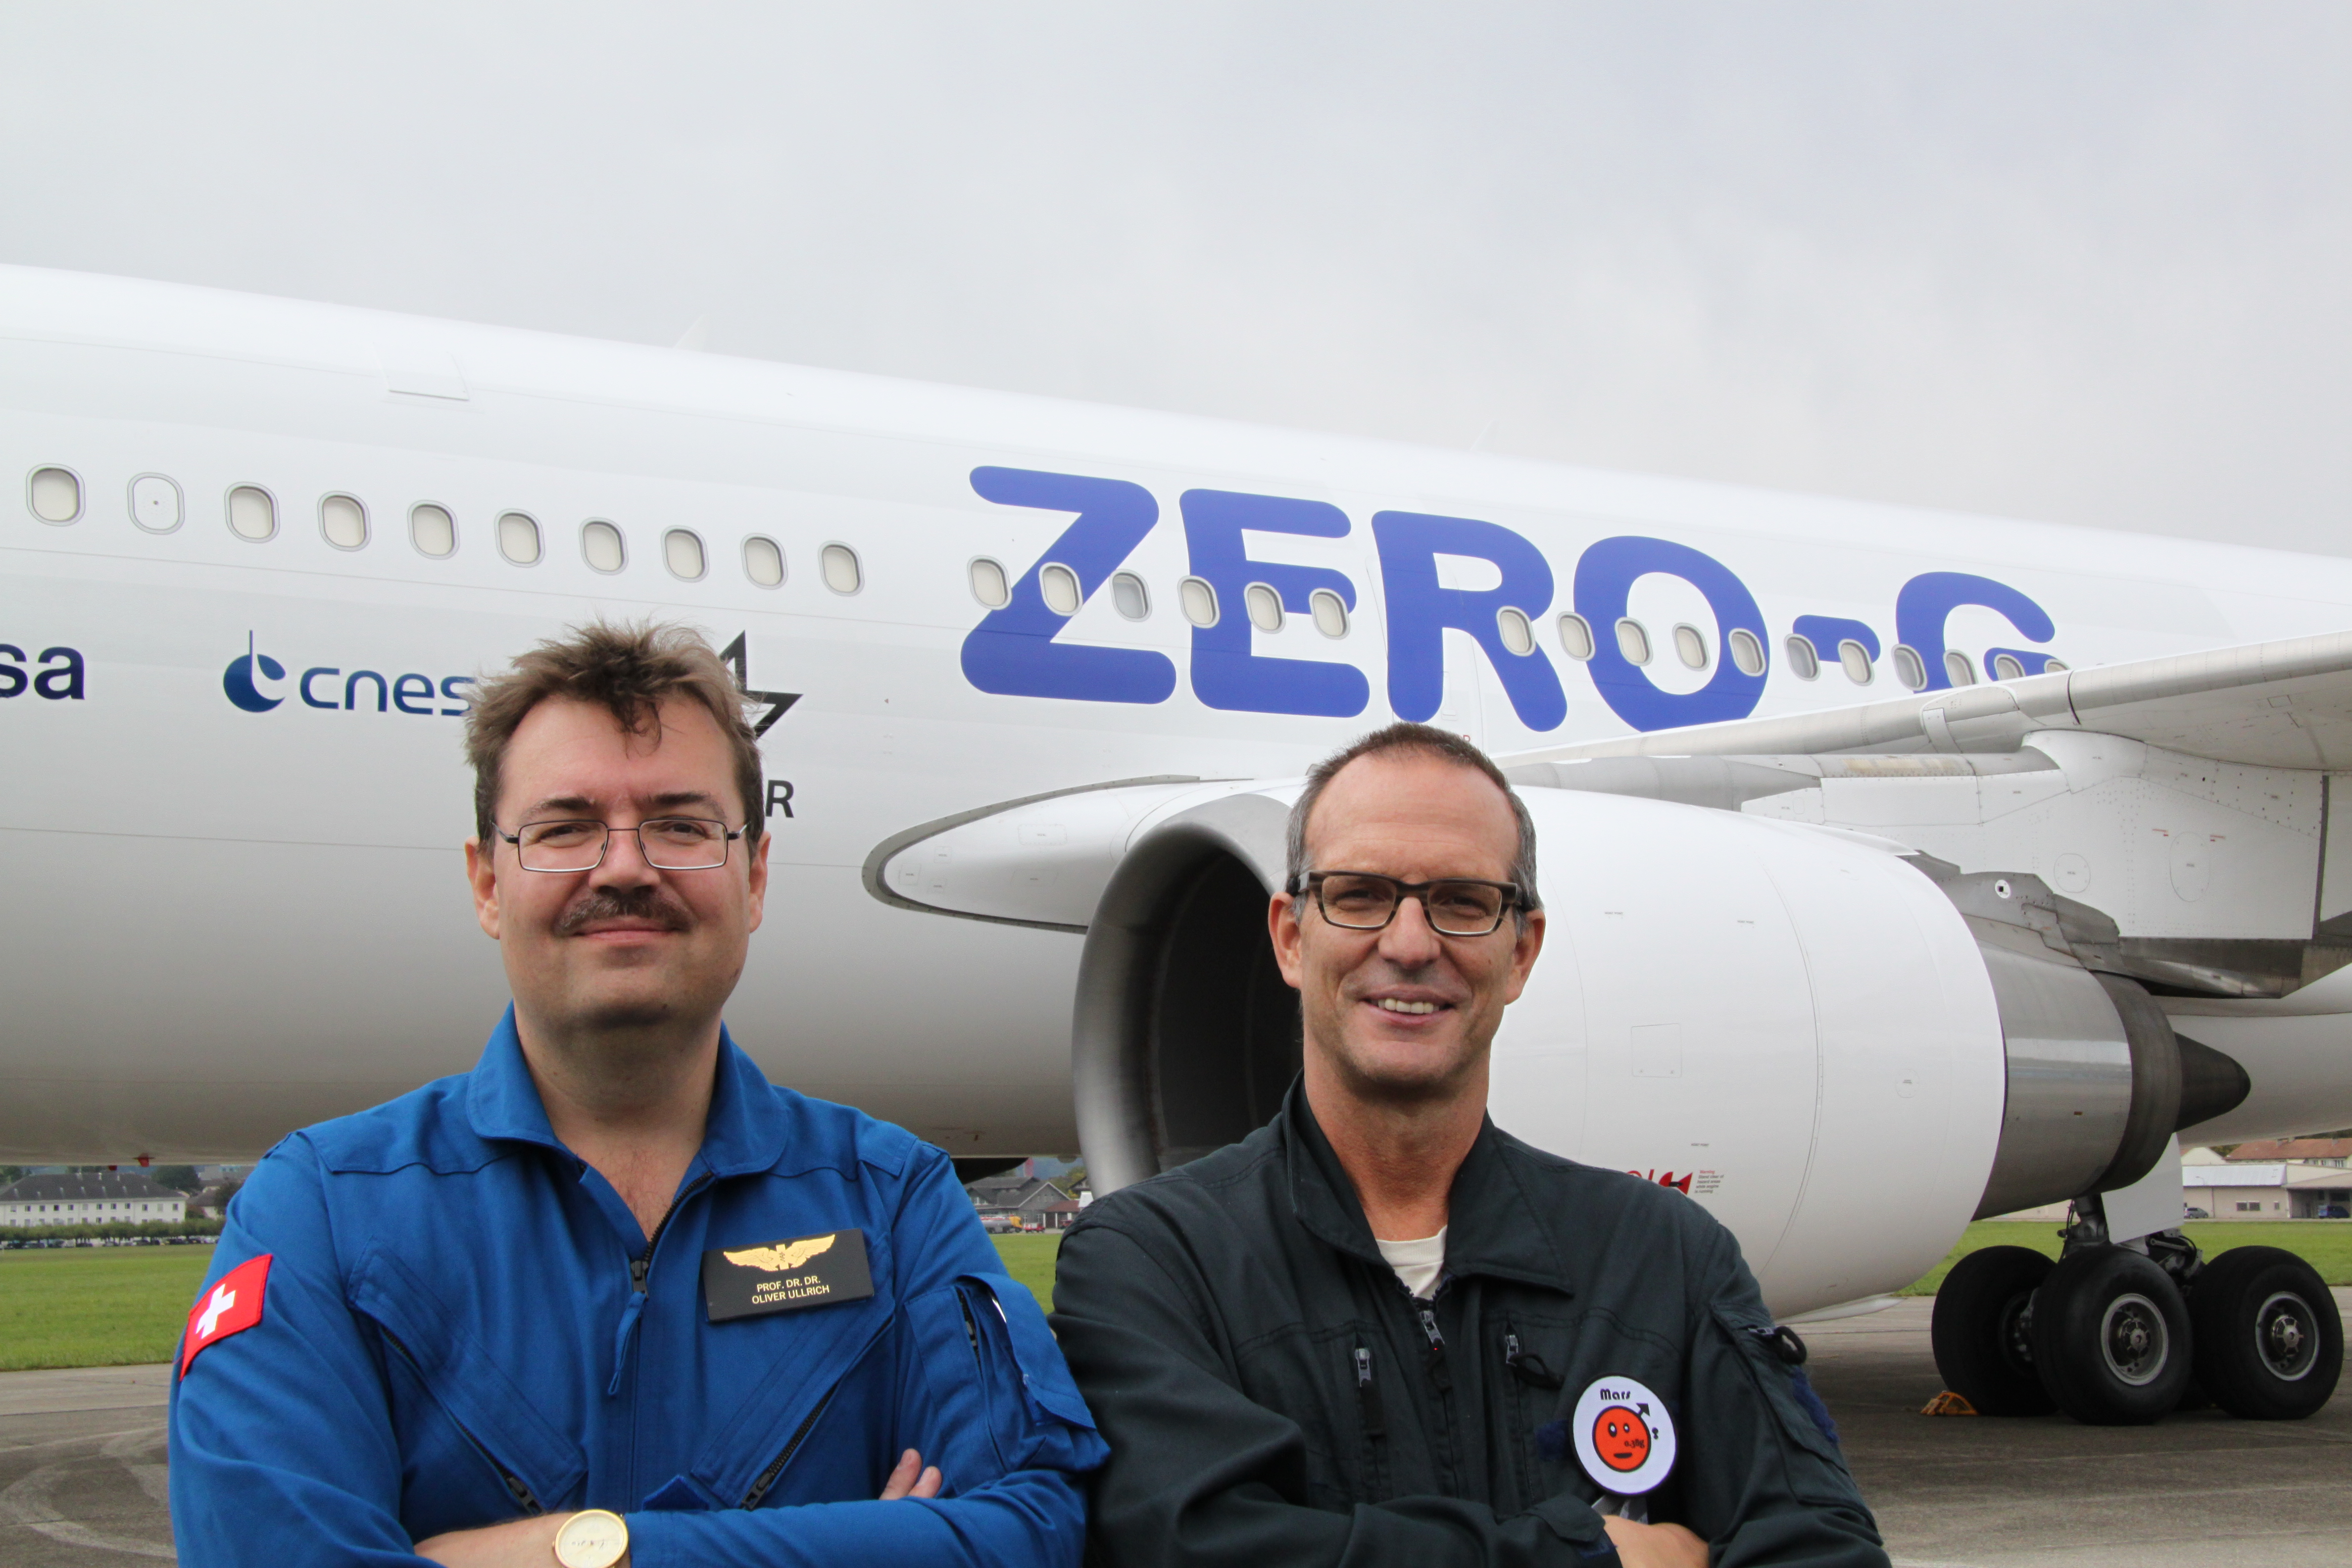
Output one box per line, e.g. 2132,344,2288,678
168,1009,1105,1567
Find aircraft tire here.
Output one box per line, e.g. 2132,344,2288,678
1930,1245,2057,1415
2189,1246,2343,1421
2029,1244,2193,1424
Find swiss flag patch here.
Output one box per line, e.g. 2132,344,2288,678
180,1254,272,1377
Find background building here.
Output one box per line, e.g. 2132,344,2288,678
0,1170,188,1227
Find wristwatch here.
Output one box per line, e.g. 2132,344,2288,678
552,1510,629,1568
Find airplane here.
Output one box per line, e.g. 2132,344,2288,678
2,263,2347,1425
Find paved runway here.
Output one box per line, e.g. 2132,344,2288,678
3,1296,2346,1565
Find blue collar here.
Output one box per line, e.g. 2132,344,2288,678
462,1005,786,1178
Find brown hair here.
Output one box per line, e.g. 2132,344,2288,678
1284,722,1540,914
463,621,765,844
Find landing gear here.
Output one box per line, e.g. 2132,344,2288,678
1931,1246,2057,1415
2189,1246,2344,1420
2029,1244,2193,1423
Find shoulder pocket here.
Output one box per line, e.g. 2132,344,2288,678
903,1274,1104,1491
1708,1303,1846,1470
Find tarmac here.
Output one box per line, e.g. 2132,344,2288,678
1,1294,2346,1565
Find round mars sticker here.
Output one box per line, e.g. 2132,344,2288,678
1571,1375,1676,1495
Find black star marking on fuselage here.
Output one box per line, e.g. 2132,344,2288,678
720,633,800,738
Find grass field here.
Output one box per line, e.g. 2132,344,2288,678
4,1224,2339,1373
0,1235,1067,1372
0,1246,219,1371
1898,1220,2352,1295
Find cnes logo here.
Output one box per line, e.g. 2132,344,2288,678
222,633,475,717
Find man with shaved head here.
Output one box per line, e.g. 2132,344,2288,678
1053,722,1887,1568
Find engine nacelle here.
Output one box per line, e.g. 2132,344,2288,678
1071,784,2225,1317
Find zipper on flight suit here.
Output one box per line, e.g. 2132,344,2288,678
378,1327,543,1515
609,1173,713,1397
738,1387,839,1509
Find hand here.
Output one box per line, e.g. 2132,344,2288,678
878,1447,942,1501
414,1515,583,1568
1602,1515,1706,1568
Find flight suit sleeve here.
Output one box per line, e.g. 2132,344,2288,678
1050,1216,1619,1568
168,1136,430,1567
625,1147,1104,1568
1671,1226,1890,1568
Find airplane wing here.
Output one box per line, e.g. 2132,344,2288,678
1496,628,2352,770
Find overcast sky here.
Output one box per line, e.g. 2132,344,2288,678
0,4,2345,552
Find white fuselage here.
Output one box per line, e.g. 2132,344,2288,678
4,266,2350,1311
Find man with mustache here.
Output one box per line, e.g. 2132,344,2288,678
170,623,1103,1568
1052,724,1888,1568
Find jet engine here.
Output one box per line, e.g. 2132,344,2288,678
1064,782,2251,1319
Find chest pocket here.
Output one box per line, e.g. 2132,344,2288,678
901,1274,1101,1494
350,1247,588,1535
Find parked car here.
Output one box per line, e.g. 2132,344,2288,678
2183,1206,2210,1220
2318,1204,2350,1219
980,1214,1020,1233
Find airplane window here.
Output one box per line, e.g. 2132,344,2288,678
2043,658,2069,673
129,474,182,534
1616,618,1651,666
1112,571,1151,621
1310,587,1347,637
664,528,707,581
1245,583,1284,634
1784,635,1820,680
410,503,456,558
1838,638,1874,684
821,543,861,594
583,520,627,573
1557,612,1595,661
1992,652,2026,681
1179,576,1219,628
28,466,80,524
1943,649,1976,687
1496,606,1535,656
1728,627,1765,676
1672,623,1709,670
1891,644,1927,691
1040,562,1083,616
498,512,542,566
742,535,784,587
969,557,1010,608
227,485,277,542
320,494,367,550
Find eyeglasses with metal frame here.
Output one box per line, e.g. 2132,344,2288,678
495,817,746,873
1294,870,1524,937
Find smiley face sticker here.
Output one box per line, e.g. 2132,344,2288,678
1571,1375,1676,1495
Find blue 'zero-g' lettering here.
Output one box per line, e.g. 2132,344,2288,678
1179,490,1368,719
1792,616,1878,664
960,468,1177,705
1895,572,2057,687
1372,511,1565,732
1574,537,1766,731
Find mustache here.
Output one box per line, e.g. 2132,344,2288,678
555,885,693,935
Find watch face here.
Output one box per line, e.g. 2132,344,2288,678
554,1510,628,1568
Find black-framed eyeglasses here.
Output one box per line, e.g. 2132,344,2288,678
495,817,745,873
1294,870,1524,937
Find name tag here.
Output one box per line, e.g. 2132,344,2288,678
702,1229,876,1323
